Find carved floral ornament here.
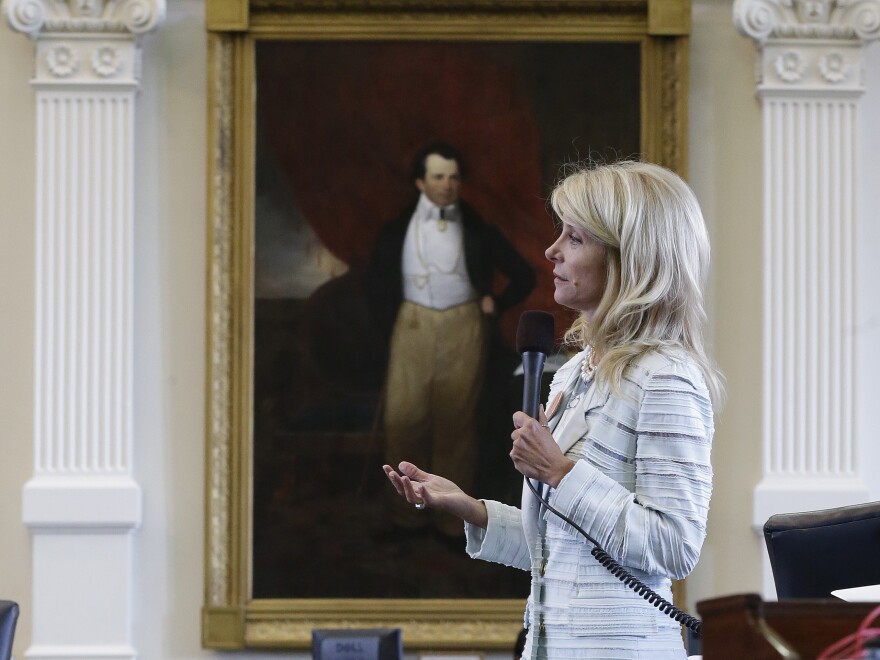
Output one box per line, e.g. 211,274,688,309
734,0,880,43
768,47,853,85
46,43,78,76
91,45,120,76
2,0,166,38
760,45,859,85
818,51,850,80
775,49,805,81
41,42,123,78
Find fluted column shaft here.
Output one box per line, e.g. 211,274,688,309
763,93,856,480
2,0,164,657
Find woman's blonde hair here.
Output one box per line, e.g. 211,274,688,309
550,160,724,405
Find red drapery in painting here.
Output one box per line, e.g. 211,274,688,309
257,41,560,342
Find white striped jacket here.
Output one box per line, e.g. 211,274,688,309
465,348,714,659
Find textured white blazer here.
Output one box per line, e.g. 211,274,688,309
465,348,714,659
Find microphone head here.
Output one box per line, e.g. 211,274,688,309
516,310,555,355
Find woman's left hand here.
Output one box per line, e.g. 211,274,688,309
510,407,575,488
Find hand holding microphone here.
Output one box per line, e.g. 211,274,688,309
511,311,575,488
511,407,574,488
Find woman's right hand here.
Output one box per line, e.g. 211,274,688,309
382,462,488,529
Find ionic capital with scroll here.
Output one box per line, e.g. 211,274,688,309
734,0,880,43
3,0,165,39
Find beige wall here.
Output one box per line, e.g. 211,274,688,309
0,14,36,656
687,0,766,607
1,1,876,657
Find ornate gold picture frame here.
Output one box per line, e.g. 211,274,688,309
203,0,691,650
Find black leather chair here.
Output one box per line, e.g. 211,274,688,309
763,501,880,599
0,600,18,660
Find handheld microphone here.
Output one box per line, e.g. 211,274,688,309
515,311,555,418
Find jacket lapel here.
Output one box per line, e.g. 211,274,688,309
555,381,610,456
546,363,582,432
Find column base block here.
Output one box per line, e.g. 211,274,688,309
23,475,141,531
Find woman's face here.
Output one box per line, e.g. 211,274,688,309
545,221,608,317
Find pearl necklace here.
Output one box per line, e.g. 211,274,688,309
581,345,597,384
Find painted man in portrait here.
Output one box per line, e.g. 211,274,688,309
369,142,536,541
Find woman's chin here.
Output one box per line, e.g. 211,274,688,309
554,295,578,312
555,296,593,317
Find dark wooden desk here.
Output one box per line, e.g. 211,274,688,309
697,593,879,659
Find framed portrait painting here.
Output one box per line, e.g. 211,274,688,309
203,0,692,650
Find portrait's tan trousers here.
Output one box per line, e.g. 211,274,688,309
383,300,487,536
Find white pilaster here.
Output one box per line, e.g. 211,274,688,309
734,0,880,595
1,0,164,657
